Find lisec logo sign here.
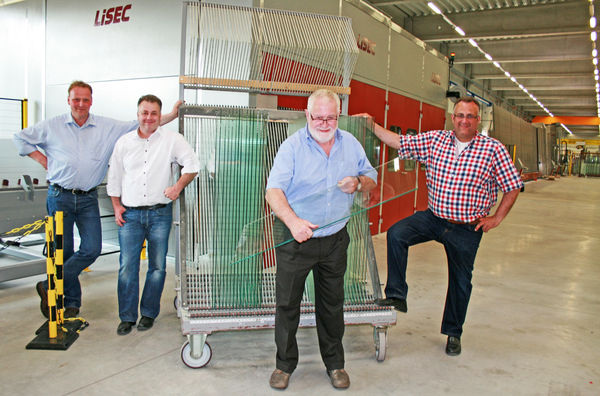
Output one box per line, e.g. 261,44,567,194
94,4,132,26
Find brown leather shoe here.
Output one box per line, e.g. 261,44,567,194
269,369,291,390
328,368,350,389
36,282,49,319
64,307,80,318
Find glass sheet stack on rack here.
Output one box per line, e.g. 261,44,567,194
175,106,416,367
179,106,387,315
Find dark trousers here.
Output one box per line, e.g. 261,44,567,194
274,227,350,373
385,209,483,337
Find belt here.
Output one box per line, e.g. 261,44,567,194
446,218,479,226
124,203,167,211
52,184,97,195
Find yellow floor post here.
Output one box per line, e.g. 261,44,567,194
45,216,57,339
141,240,147,260
26,212,86,350
55,211,64,325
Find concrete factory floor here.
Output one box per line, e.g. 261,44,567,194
0,176,598,395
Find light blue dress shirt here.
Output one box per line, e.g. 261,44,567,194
13,113,138,191
266,126,377,237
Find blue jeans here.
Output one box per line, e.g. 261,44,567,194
385,209,483,337
117,204,172,322
46,185,102,309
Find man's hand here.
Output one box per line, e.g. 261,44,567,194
172,100,183,113
160,100,184,125
337,176,359,194
474,216,501,232
352,113,401,150
288,217,319,243
110,197,127,227
475,189,520,232
114,205,126,227
164,184,183,201
354,112,373,120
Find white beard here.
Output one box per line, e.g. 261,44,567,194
308,125,336,143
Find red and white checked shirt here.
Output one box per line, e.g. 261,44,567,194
398,130,523,223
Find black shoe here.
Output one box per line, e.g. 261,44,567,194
36,281,49,319
117,321,136,335
137,316,154,331
375,297,407,312
445,336,461,356
64,307,80,318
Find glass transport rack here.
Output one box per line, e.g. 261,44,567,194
174,2,395,368
174,106,396,368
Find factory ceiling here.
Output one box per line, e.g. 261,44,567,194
365,0,600,137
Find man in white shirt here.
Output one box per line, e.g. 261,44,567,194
107,94,199,335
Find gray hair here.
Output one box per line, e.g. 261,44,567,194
307,89,341,113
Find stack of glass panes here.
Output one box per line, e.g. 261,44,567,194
175,106,398,368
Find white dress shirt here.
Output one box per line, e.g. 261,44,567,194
107,127,200,207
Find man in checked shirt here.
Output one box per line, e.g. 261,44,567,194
357,97,523,356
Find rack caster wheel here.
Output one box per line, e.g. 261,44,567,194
181,340,212,368
374,327,387,362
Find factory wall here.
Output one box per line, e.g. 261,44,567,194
2,0,450,237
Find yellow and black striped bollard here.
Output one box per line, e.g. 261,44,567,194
55,211,64,324
45,215,57,338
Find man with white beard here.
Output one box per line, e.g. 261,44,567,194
265,89,377,390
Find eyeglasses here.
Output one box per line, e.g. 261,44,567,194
310,114,338,124
453,113,479,120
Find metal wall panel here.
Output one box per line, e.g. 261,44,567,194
519,119,538,172
45,0,182,85
420,50,449,107
343,3,393,90
387,32,425,99
492,105,539,172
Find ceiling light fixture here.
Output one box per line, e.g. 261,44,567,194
561,123,573,135
454,26,466,36
427,2,442,14
427,1,549,120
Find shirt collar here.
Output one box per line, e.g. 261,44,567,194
65,112,96,128
136,126,162,140
450,130,480,146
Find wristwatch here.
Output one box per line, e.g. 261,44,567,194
355,176,362,192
